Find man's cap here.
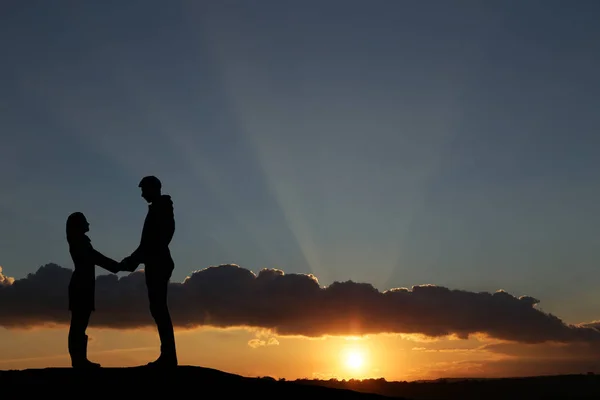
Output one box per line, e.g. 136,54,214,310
139,175,162,189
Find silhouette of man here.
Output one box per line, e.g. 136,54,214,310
121,175,177,367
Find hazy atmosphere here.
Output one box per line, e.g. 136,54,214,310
2,0,600,381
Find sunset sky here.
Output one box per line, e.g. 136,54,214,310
2,0,600,381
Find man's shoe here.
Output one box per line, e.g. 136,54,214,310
69,334,101,369
72,359,101,369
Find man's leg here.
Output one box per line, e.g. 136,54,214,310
146,268,177,366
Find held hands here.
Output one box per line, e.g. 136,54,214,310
106,259,122,274
119,256,139,272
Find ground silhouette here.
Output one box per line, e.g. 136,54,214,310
0,366,399,398
296,374,600,399
2,366,600,399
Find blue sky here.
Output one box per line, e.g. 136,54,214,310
1,0,600,323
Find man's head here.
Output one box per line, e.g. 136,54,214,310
139,175,162,203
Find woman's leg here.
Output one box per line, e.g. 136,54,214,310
68,310,99,367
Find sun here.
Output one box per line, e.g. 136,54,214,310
344,350,364,370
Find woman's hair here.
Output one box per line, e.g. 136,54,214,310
66,212,87,241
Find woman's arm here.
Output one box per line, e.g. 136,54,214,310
88,245,121,273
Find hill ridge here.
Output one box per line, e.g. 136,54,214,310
0,365,401,399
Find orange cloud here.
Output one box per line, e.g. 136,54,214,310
0,266,15,285
248,337,280,349
1,263,600,345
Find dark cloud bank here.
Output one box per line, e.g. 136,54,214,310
1,263,599,344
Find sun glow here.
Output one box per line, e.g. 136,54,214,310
345,350,364,370
341,344,371,377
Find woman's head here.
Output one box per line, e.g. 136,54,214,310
66,212,89,239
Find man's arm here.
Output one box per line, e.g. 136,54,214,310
161,211,175,247
124,236,144,271
127,217,148,267
126,197,174,267
128,244,144,266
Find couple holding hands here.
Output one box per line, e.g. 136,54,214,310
66,175,177,369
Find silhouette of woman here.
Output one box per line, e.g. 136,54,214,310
66,212,120,368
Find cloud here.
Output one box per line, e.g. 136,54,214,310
481,341,600,360
406,345,600,379
248,337,280,349
580,320,600,330
407,339,600,378
247,328,280,348
0,266,15,286
411,347,475,354
1,263,600,345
